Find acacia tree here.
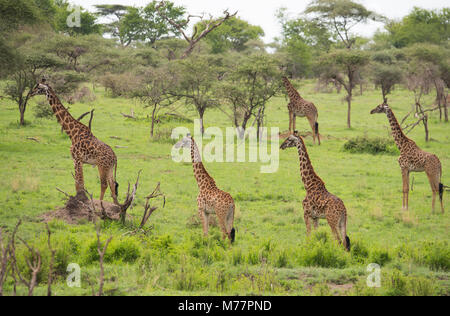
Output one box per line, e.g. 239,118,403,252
305,0,384,50
132,66,180,137
4,47,62,125
218,54,282,138
168,55,222,134
371,50,404,100
318,49,370,128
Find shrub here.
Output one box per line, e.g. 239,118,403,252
343,137,398,155
34,100,54,119
369,248,390,266
297,230,349,268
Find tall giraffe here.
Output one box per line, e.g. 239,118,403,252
174,134,235,243
280,131,350,251
370,101,444,213
282,76,320,145
30,79,119,204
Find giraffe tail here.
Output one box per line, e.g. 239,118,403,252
439,183,444,203
345,236,351,252
114,161,119,196
230,228,236,244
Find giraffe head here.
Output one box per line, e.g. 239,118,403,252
30,78,50,97
174,133,193,149
280,131,300,150
370,98,390,114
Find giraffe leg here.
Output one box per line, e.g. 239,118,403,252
289,111,294,134
327,217,342,245
401,168,409,211
197,199,209,237
74,160,84,193
107,168,119,205
217,213,228,241
313,218,319,230
98,166,108,201
304,213,312,237
426,170,440,214
307,116,316,145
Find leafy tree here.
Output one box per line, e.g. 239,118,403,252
196,17,264,54
140,1,185,44
318,49,370,128
305,0,384,49
386,7,450,48
132,66,180,137
168,55,223,134
3,36,63,125
218,54,282,136
404,44,449,122
370,50,404,100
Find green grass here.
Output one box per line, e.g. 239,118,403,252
0,81,448,296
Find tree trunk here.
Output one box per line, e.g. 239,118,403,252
198,111,205,135
444,93,448,122
346,96,352,129
150,104,157,138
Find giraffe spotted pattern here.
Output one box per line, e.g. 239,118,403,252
30,79,119,205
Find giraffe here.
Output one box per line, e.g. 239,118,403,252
30,79,119,204
370,100,445,213
174,134,235,243
282,76,320,145
280,131,350,251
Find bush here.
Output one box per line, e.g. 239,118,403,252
343,137,398,155
34,100,54,119
297,230,349,268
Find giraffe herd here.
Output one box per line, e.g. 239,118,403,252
29,77,446,251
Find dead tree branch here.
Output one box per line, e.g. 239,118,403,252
0,220,22,296
118,170,142,224
95,224,112,297
157,1,237,59
13,236,42,296
45,223,56,297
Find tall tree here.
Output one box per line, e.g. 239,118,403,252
305,0,384,49
54,1,101,36
168,55,223,134
218,54,282,137
318,49,370,128
385,7,450,48
196,17,264,54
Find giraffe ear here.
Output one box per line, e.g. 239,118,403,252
40,78,46,84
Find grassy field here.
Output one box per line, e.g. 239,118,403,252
0,80,448,296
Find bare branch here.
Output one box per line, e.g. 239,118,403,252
95,224,112,297
45,223,56,297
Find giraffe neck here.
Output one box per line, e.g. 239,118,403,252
295,137,325,192
385,108,413,152
45,88,79,140
190,138,216,190
282,77,303,102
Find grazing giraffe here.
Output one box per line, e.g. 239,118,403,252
280,131,350,251
282,76,320,145
174,134,235,243
30,79,119,204
370,101,445,213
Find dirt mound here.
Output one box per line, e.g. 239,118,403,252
40,191,122,224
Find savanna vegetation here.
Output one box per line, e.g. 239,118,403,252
0,0,448,296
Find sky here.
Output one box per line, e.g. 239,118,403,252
72,0,448,43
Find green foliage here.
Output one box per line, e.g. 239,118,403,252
343,136,398,155
197,17,264,54
305,0,384,49
386,7,450,48
54,1,101,36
